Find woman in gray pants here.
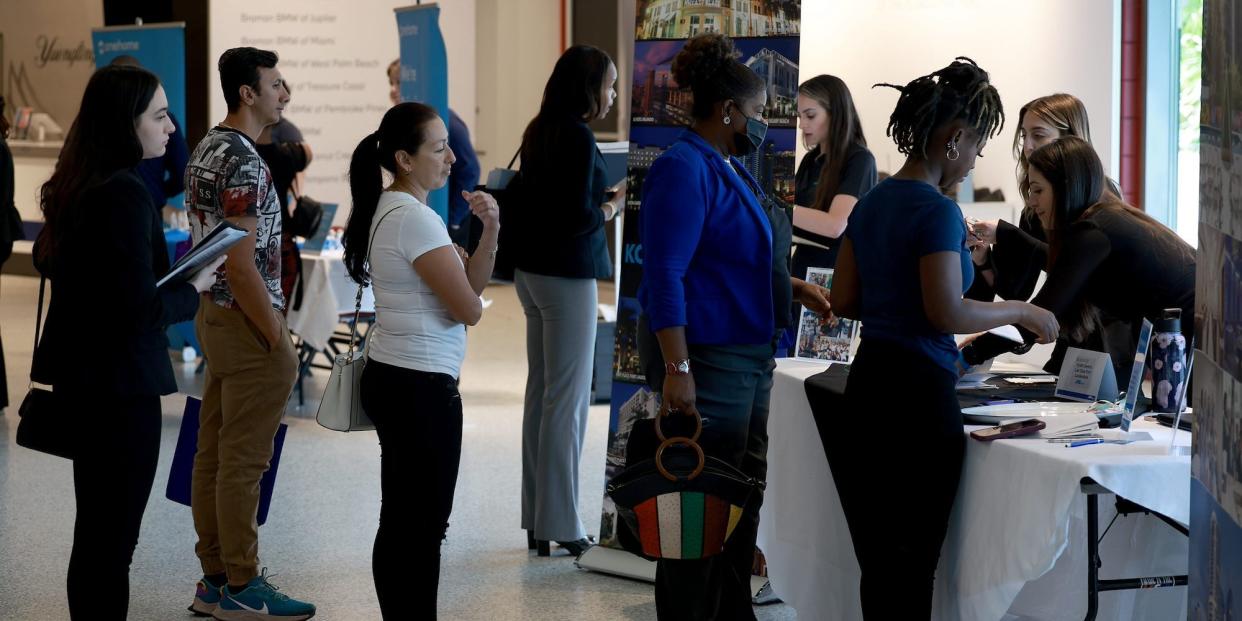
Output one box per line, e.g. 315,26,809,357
508,45,622,557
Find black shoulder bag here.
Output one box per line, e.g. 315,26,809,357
16,277,75,459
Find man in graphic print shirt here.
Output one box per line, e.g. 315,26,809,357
182,47,315,621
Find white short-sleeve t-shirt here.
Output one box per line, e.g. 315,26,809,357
365,191,466,377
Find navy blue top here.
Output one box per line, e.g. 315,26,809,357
447,109,480,227
845,177,974,374
639,130,778,346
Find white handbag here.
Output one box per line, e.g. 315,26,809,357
315,207,400,432
314,287,374,432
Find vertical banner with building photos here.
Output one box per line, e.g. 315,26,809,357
597,0,802,554
1190,0,1242,618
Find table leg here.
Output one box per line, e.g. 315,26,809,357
1085,493,1100,621
1081,486,1188,621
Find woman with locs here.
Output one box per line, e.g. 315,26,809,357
828,58,1058,618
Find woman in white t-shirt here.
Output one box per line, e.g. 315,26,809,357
341,101,499,620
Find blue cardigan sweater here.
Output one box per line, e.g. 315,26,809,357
638,130,776,346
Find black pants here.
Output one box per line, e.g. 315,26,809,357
830,338,964,619
0,273,9,411
360,358,463,620
653,343,773,621
66,393,162,620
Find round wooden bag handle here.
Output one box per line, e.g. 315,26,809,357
655,407,702,444
654,436,706,482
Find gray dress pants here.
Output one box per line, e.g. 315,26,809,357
515,269,598,541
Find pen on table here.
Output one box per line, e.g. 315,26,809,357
1068,438,1105,448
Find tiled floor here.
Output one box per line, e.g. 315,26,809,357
0,273,796,620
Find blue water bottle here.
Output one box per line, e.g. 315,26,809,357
1149,308,1188,413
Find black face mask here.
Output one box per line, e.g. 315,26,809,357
731,113,769,156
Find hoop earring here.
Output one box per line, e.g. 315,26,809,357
723,113,732,126
946,141,960,161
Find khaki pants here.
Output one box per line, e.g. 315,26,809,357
192,302,298,584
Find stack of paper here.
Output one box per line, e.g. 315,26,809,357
956,373,995,390
1036,412,1100,439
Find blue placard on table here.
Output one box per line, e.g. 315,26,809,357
395,5,449,224
299,202,339,254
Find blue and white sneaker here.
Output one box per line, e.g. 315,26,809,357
188,575,224,617
212,569,316,621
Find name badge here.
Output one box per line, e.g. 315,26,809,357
1056,347,1118,403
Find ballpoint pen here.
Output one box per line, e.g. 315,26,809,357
1068,438,1106,448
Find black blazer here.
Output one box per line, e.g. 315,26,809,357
508,119,612,280
31,169,199,395
0,138,19,264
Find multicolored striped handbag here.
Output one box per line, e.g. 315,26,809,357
606,411,763,560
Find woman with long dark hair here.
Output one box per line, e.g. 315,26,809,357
30,65,219,619
828,58,1058,618
507,44,621,557
963,94,1134,379
341,101,498,619
988,136,1195,356
790,74,876,275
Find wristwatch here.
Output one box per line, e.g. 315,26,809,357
666,358,691,376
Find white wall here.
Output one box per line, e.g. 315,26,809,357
799,0,1121,202
208,0,476,225
474,0,563,173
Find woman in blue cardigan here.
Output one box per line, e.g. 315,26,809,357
638,34,830,620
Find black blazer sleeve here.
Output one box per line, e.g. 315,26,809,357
94,178,199,331
1029,223,1110,319
0,139,17,263
988,213,1049,301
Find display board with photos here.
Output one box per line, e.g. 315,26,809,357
596,0,803,554
1191,0,1242,612
794,268,858,362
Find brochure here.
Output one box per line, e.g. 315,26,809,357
794,267,859,363
156,221,248,287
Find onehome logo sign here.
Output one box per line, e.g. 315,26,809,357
398,24,418,37
97,39,140,54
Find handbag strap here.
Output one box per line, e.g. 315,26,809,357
507,145,521,170
32,276,46,352
347,205,402,357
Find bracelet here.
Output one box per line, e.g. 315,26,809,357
487,246,499,260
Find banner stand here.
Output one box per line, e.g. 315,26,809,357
394,3,450,224
576,546,769,598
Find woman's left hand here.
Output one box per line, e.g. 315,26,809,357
453,244,470,267
463,190,500,229
795,280,832,316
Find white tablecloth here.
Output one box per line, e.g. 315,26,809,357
285,251,374,351
757,358,1190,620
